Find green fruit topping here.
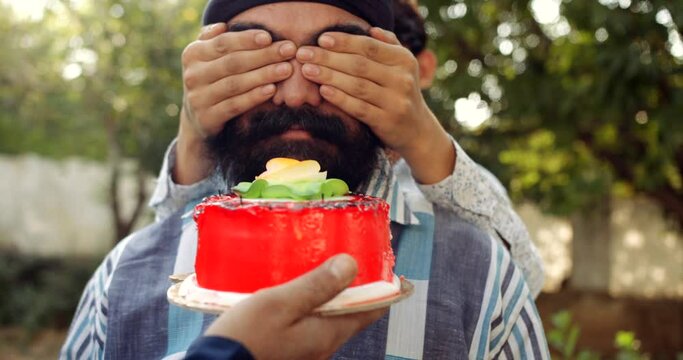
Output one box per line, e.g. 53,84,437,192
262,185,300,199
289,182,323,197
233,179,268,199
233,182,252,194
231,160,350,200
231,177,350,200
321,179,350,198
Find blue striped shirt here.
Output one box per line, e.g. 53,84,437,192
61,151,549,359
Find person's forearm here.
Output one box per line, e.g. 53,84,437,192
174,110,215,185
401,112,456,185
149,137,221,222
414,137,546,297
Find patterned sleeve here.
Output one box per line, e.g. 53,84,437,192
469,242,550,360
148,138,221,222
59,238,130,360
417,138,545,297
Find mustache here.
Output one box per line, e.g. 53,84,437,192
229,105,357,147
235,106,350,145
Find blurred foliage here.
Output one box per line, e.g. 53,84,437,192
0,0,205,173
548,310,651,360
0,252,98,332
1,0,683,222
0,0,207,240
421,0,683,221
548,310,592,359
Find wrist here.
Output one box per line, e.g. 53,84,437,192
401,112,455,185
175,111,214,185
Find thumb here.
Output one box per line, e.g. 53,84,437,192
267,254,358,320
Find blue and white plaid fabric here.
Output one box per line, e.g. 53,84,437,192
61,153,549,359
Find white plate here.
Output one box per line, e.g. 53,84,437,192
167,273,413,316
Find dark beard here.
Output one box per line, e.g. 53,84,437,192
205,105,381,191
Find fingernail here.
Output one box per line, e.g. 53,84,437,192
276,63,291,76
319,35,334,48
255,32,271,46
280,42,296,57
302,64,320,76
297,48,314,61
261,84,276,95
329,254,356,281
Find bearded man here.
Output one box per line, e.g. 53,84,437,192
61,1,549,359
150,0,544,298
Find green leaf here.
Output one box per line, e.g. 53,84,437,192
614,331,636,349
565,325,580,357
551,310,572,330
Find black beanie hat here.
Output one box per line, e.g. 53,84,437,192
202,0,394,31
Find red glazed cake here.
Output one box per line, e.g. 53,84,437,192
193,194,395,293
180,158,399,310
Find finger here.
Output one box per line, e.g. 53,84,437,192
296,47,393,87
290,307,389,354
183,41,294,89
200,84,276,133
187,30,273,63
199,62,293,106
319,307,388,336
198,22,227,41
301,64,389,109
369,27,401,46
319,85,383,128
266,254,358,321
318,32,408,66
209,40,296,79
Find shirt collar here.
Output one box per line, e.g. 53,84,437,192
356,150,421,226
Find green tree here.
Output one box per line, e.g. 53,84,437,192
1,0,205,241
421,0,683,223
3,0,682,243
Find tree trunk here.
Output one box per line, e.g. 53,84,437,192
109,161,148,244
568,195,612,291
105,115,148,244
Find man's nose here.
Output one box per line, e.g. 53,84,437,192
272,58,322,108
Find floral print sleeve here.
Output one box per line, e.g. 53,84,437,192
416,138,545,297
